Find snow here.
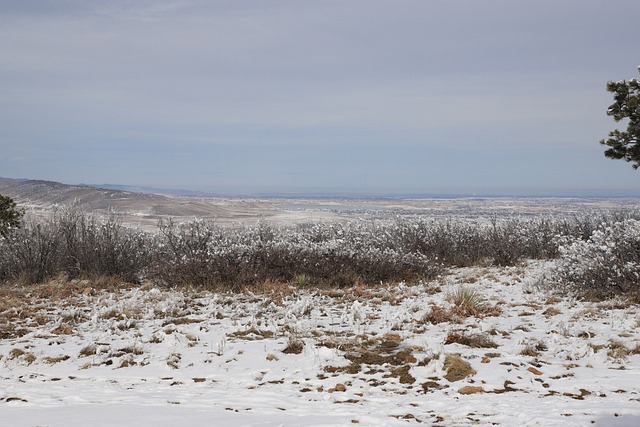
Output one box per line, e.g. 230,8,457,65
1,261,639,426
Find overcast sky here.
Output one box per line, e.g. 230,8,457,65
1,0,639,196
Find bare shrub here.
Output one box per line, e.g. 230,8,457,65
152,218,442,290
0,217,61,283
4,205,640,290
54,207,150,282
0,207,151,284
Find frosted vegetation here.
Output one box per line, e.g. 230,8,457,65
1,206,639,302
2,206,640,425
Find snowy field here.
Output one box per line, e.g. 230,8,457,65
1,261,639,426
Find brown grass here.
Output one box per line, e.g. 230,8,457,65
607,340,632,360
445,286,501,318
230,327,275,340
243,279,297,306
543,307,562,316
9,348,36,365
79,344,97,357
443,353,476,382
444,331,498,348
51,323,73,335
282,336,305,354
43,355,70,364
423,305,458,324
100,307,143,321
519,339,548,357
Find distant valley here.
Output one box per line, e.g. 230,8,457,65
2,177,640,230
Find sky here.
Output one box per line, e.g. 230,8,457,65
1,0,640,196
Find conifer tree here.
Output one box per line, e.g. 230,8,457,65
600,66,640,168
0,194,23,237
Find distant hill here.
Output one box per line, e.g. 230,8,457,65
78,182,217,197
0,178,274,228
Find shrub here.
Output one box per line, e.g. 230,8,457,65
0,217,61,283
0,207,151,284
547,219,640,301
152,218,442,289
4,204,640,290
54,207,151,281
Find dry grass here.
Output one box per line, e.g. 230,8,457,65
8,348,36,365
43,355,70,364
423,305,458,324
51,323,73,335
230,327,275,340
116,345,144,356
79,344,97,357
166,353,181,369
543,307,562,316
519,339,548,357
319,332,417,384
443,353,476,382
445,286,501,318
243,279,296,306
100,307,143,321
444,331,498,348
607,340,633,360
282,336,305,354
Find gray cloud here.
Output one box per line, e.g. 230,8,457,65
1,0,639,194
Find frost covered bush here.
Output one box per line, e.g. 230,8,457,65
548,219,640,301
152,219,442,289
0,216,61,283
0,208,152,284
53,207,152,282
150,214,601,289
389,216,561,266
3,206,640,289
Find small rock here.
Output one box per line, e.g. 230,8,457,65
334,383,346,392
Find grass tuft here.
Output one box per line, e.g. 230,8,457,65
443,353,476,382
282,336,305,354
444,331,498,348
445,286,489,317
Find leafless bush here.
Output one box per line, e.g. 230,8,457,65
152,219,441,289
0,216,61,283
0,207,151,284
54,207,151,281
3,206,640,291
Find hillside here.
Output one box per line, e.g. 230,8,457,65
3,178,640,232
0,178,276,228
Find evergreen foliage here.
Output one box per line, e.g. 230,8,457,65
600,66,640,168
0,194,23,237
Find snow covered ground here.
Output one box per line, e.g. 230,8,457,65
1,261,639,426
